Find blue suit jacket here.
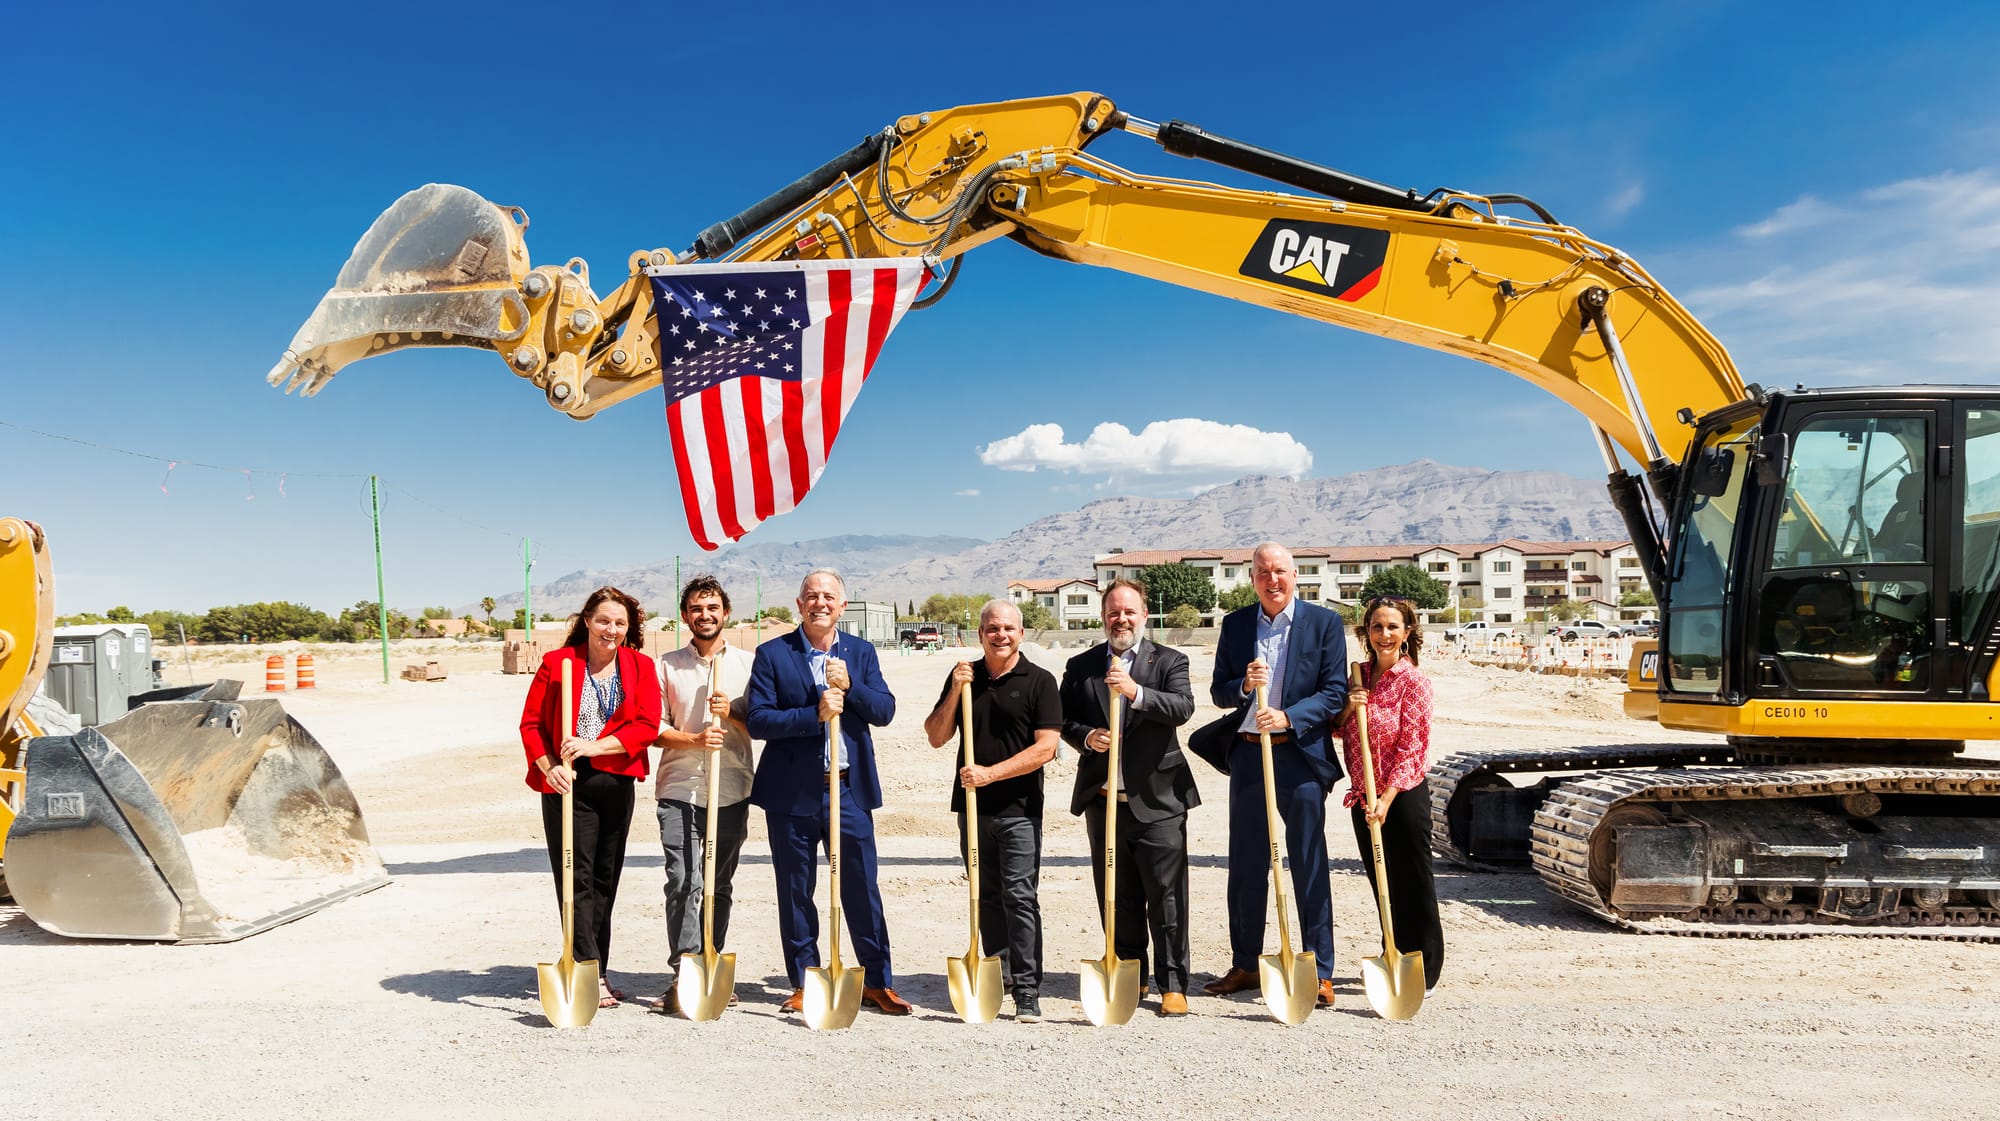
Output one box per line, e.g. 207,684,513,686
747,627,895,815
1197,599,1349,788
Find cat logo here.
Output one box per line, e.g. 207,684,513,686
1238,219,1390,302
1637,650,1659,681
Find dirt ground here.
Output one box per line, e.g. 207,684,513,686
10,638,1998,1121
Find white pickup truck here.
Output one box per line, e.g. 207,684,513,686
1554,619,1630,642
1443,620,1516,644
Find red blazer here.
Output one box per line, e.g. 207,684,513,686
519,644,662,793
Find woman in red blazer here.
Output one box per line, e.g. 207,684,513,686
518,585,662,1009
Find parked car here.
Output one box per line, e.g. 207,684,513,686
1443,620,1516,644
904,624,944,650
1626,616,1660,637
1556,619,1628,642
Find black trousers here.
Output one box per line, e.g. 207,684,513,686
1083,800,1192,995
540,767,636,971
958,813,1043,998
1348,778,1444,989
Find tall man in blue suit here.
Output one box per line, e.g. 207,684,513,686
1194,542,1348,1009
747,567,912,1016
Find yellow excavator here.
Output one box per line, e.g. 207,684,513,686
268,91,2000,935
0,518,387,941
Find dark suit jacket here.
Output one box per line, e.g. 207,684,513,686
746,627,895,815
1190,599,1349,787
1059,638,1199,824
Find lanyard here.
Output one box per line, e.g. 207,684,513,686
585,658,618,722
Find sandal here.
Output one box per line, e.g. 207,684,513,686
598,985,622,1009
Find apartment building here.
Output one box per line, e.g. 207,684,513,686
1005,578,1104,630
1071,539,1643,626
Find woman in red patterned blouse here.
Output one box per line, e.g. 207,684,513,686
1339,596,1444,992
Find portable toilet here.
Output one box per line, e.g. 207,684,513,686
46,624,157,726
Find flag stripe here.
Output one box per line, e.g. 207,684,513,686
819,268,850,459
699,386,745,542
741,375,776,521
780,379,809,509
665,402,717,551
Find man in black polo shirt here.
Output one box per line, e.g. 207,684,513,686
923,599,1061,1022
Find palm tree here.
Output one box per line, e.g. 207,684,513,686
481,596,497,623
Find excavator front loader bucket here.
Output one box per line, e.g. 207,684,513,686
6,682,388,943
266,183,530,398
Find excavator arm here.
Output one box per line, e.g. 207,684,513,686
268,91,1746,576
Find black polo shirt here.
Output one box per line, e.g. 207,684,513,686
935,656,1062,818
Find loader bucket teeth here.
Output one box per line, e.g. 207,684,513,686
266,183,529,397
7,686,388,943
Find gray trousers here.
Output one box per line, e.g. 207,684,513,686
957,813,1043,999
657,797,750,968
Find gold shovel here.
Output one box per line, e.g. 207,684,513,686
946,683,1004,1023
537,659,601,1028
802,717,864,1030
1352,663,1424,1021
1079,690,1141,1027
1255,684,1317,1026
676,655,736,1021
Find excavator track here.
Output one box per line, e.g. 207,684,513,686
1430,744,1737,871
1531,765,2000,939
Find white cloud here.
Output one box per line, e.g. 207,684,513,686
978,419,1312,482
953,488,980,497
1605,181,1645,221
1684,170,2000,386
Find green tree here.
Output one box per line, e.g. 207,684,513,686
1164,603,1203,628
919,593,992,631
1546,599,1590,623
757,606,794,624
1620,588,1657,607
1019,600,1058,631
137,609,202,645
1357,565,1448,611
106,605,136,623
1216,583,1258,612
421,605,452,620
480,596,497,623
196,601,341,644
1138,564,1216,616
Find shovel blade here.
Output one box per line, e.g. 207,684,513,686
946,952,1005,1024
675,952,737,1022
1257,951,1318,1026
536,956,601,1028
802,965,864,1031
1077,955,1141,1027
1361,950,1425,1021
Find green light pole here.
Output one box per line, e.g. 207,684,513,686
370,475,389,684
522,537,535,645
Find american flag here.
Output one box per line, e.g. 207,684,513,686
647,259,926,550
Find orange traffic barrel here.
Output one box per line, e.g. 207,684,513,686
264,653,287,692
295,652,317,689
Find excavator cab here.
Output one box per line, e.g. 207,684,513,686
1654,389,1980,719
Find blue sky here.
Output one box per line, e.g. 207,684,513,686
9,2,2000,614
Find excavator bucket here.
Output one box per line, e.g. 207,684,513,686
6,681,388,943
266,183,530,398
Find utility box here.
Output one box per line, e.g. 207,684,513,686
46,624,159,726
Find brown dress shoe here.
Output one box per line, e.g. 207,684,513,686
1158,992,1189,1017
779,988,805,1013
1316,979,1336,1008
1202,967,1259,996
862,986,913,1015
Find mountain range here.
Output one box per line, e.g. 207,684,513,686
482,460,1623,617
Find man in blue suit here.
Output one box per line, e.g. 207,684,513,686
747,567,911,1015
1194,542,1348,1009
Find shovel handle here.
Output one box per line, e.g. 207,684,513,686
559,659,576,968
823,717,845,972
1255,685,1298,964
959,681,982,948
1101,689,1121,955
700,654,724,961
1351,662,1401,956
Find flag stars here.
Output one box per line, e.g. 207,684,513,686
754,288,766,298
723,288,736,299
